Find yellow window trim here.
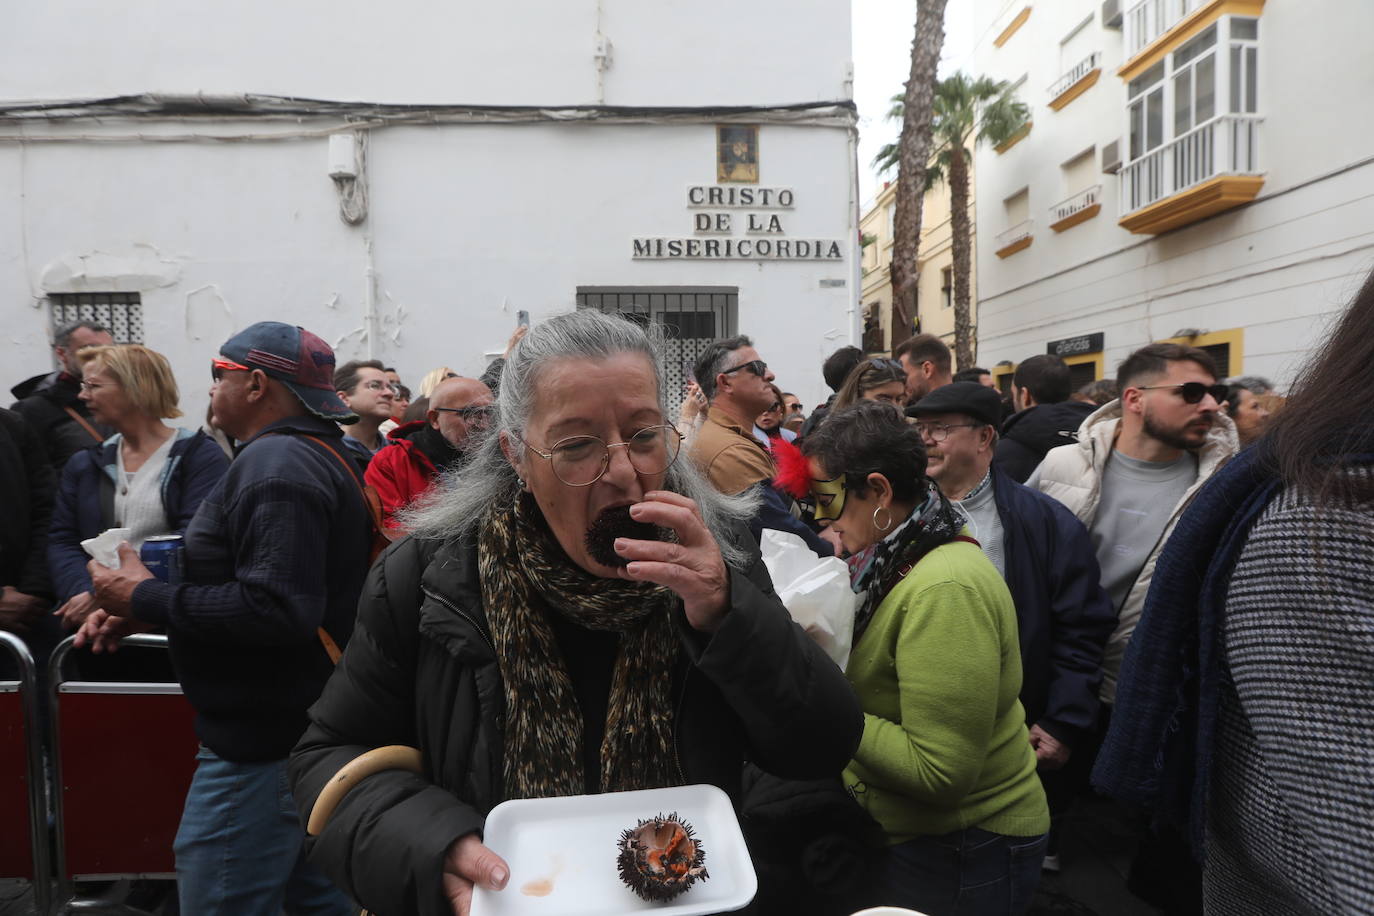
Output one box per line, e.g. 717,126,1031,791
995,121,1033,154
994,6,1032,48
1118,0,1265,83
995,235,1034,259
1118,175,1264,235
1063,351,1105,382
1050,203,1102,233
1048,68,1101,112
1156,328,1244,375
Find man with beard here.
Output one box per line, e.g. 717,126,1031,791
893,334,954,407
10,320,115,471
1027,343,1236,709
366,376,493,527
1026,345,1235,893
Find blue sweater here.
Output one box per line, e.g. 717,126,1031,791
131,415,372,762
48,428,229,602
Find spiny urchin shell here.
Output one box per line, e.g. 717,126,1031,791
616,812,709,902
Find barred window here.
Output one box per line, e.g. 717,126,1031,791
49,292,144,346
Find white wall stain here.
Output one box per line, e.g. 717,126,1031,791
184,284,234,342
39,242,182,293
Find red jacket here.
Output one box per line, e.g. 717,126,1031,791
364,421,438,529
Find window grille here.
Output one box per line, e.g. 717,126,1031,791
1201,342,1231,378
575,287,738,402
49,293,144,347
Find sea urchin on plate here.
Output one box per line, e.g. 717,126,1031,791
616,812,709,902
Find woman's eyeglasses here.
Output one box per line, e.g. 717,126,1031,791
516,425,684,487
763,402,783,413
1136,382,1228,405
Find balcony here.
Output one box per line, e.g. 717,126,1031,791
1121,0,1265,79
1124,0,1205,59
1048,53,1102,111
1119,114,1263,234
995,220,1034,258
1049,185,1103,232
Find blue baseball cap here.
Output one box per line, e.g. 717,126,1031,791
220,322,357,423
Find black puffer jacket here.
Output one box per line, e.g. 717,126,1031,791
10,371,112,473
0,408,56,601
290,529,863,916
995,400,1095,483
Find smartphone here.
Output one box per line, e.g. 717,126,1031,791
517,310,530,328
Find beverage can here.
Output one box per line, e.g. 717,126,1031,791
140,534,184,585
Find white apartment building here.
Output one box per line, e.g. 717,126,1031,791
971,0,1374,393
0,1,859,421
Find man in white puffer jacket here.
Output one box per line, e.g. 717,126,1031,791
1027,343,1237,707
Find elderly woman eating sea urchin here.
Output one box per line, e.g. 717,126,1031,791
289,309,862,916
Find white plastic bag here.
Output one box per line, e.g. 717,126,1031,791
81,527,133,569
759,529,857,671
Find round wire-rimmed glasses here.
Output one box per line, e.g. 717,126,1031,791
517,424,684,486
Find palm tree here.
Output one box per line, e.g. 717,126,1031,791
887,0,948,353
876,72,1029,369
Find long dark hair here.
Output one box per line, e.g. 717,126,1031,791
1265,267,1374,503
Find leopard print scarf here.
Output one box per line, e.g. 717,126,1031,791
478,492,682,800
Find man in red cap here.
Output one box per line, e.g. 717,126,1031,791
79,321,369,914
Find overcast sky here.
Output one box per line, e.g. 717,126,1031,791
852,1,978,207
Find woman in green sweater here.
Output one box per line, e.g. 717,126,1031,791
803,401,1048,915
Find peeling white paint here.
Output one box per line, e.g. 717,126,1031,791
324,293,340,310
184,284,234,342
40,243,182,293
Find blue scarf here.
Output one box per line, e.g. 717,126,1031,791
1091,444,1279,854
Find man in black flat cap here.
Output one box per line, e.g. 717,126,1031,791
910,382,1114,869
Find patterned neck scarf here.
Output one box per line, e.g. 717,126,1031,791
478,492,682,800
851,480,963,642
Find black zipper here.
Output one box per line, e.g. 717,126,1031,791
422,586,496,657
672,663,690,784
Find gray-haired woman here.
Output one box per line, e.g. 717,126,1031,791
290,310,862,916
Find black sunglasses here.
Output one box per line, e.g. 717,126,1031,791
433,406,494,419
1136,382,1228,404
721,359,768,378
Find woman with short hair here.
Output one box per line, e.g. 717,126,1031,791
290,310,862,916
831,358,908,413
49,344,229,630
802,400,1048,915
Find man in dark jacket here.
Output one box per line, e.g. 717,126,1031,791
911,383,1114,765
995,354,1094,483
0,408,57,673
365,375,492,527
82,322,369,915
10,320,115,472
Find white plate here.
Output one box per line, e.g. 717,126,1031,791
471,784,756,916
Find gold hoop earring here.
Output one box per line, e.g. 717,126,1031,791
873,505,892,533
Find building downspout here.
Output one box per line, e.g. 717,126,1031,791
363,236,377,360
845,62,861,347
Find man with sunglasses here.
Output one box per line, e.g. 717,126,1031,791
366,375,493,527
1026,344,1236,883
1028,343,1237,708
80,322,369,915
689,336,833,556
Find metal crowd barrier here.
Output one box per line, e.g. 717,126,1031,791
0,630,51,914
48,633,198,913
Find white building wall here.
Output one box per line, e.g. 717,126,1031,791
1,1,858,421
971,0,1374,389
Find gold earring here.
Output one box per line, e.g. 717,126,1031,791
872,505,892,532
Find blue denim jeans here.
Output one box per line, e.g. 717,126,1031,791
174,746,354,915
876,827,1047,916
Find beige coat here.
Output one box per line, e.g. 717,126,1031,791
688,406,776,496
1030,400,1237,704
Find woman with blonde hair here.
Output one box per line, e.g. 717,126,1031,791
49,345,229,631
831,358,909,414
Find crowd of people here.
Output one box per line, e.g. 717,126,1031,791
0,267,1368,916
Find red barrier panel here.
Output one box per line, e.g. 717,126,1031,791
0,684,32,880
55,684,199,878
